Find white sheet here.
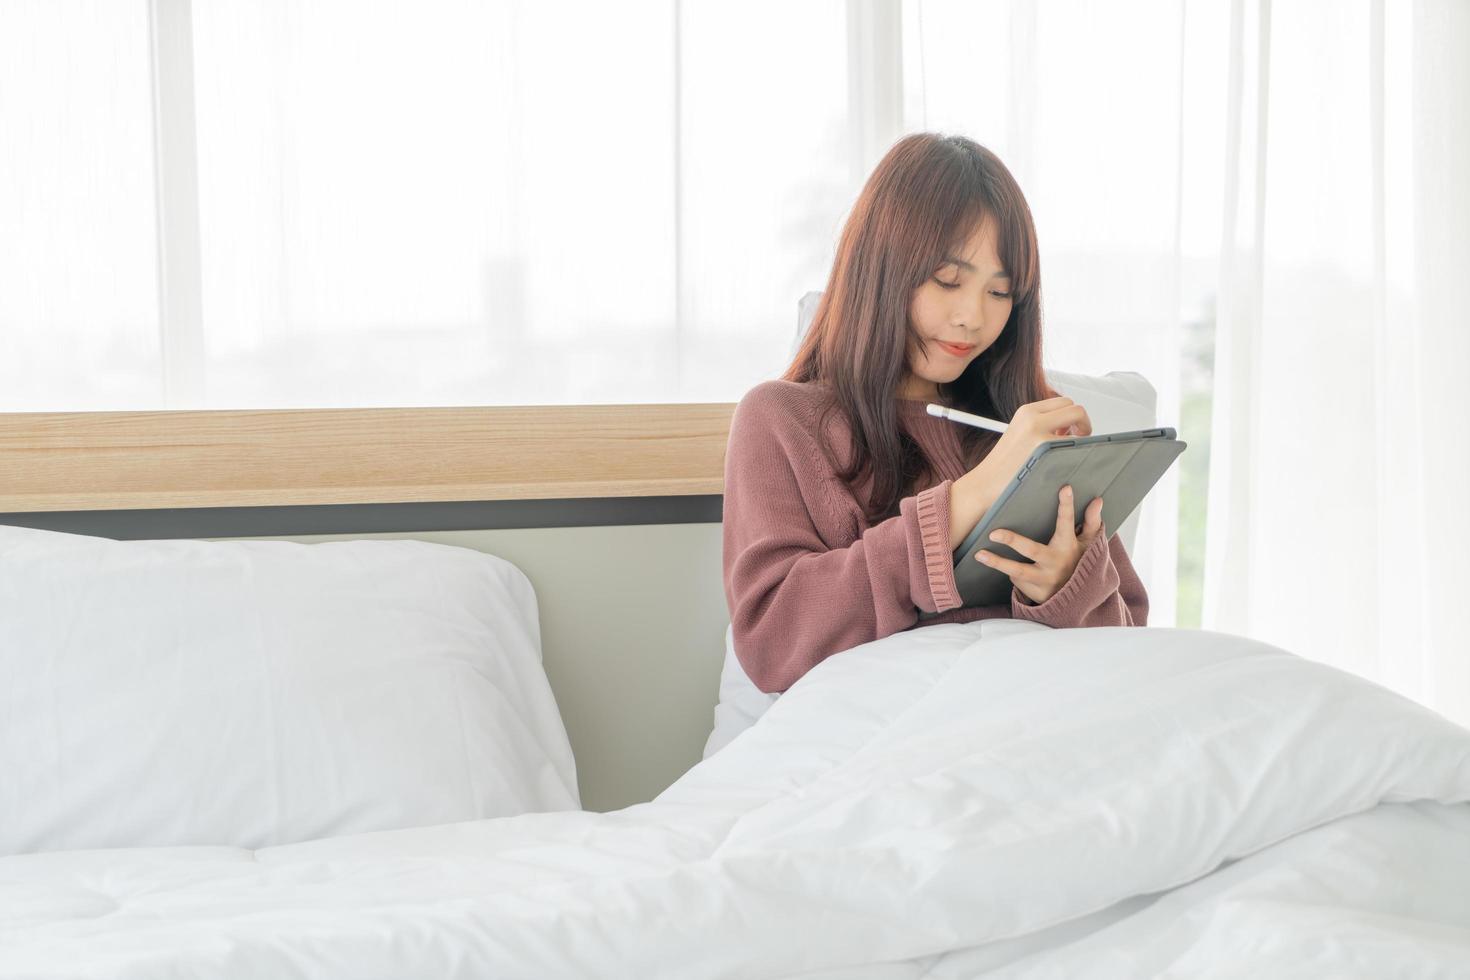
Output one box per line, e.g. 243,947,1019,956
3,623,1468,978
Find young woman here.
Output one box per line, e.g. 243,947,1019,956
722,132,1148,694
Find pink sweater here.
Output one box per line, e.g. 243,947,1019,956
722,380,1150,693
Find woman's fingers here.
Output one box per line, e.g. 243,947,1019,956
1055,486,1078,541
1079,497,1105,541
975,548,1040,582
982,526,1042,562
1040,405,1090,436
980,492,1103,580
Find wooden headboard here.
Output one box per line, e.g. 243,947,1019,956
0,403,733,512
0,403,736,813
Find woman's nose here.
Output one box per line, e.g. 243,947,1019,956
955,301,987,335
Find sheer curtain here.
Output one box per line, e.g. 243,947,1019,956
0,1,161,409
910,0,1469,723
1203,0,1470,726
0,0,858,411
4,1,1466,718
904,0,1216,631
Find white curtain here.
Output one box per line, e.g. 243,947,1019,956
4,1,1465,721
910,0,1470,725
905,0,1212,636
1202,0,1470,726
0,0,858,411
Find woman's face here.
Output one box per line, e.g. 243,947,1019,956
901,216,1014,399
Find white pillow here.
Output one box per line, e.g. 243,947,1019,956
0,524,580,856
702,625,779,759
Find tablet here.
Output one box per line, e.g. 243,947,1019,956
949,427,1187,608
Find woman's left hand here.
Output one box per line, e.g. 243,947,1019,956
975,485,1105,606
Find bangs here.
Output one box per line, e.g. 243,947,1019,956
940,195,1038,301
992,197,1039,300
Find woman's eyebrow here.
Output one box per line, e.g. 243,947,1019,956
941,255,1011,280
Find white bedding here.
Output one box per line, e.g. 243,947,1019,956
3,623,1468,978
0,525,579,855
787,801,1470,978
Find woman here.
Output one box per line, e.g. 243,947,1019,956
722,132,1148,694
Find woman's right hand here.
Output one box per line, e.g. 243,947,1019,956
947,397,1092,552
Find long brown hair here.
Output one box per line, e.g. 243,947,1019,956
783,132,1056,525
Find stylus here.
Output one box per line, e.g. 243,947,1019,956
925,403,1009,434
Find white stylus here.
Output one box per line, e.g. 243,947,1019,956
925,403,1009,434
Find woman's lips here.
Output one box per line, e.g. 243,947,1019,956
938,341,975,357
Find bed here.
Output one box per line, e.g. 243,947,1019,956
1,621,1467,977
2,366,1467,978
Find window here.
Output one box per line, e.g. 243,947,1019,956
2,0,859,411
3,0,1230,628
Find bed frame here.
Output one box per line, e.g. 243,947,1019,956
0,403,735,813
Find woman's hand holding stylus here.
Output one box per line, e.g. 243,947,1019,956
975,485,1106,606
946,396,1092,552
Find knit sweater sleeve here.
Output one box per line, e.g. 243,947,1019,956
721,383,964,694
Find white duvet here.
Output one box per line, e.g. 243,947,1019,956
3,623,1469,979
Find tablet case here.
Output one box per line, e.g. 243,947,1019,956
949,428,1187,608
